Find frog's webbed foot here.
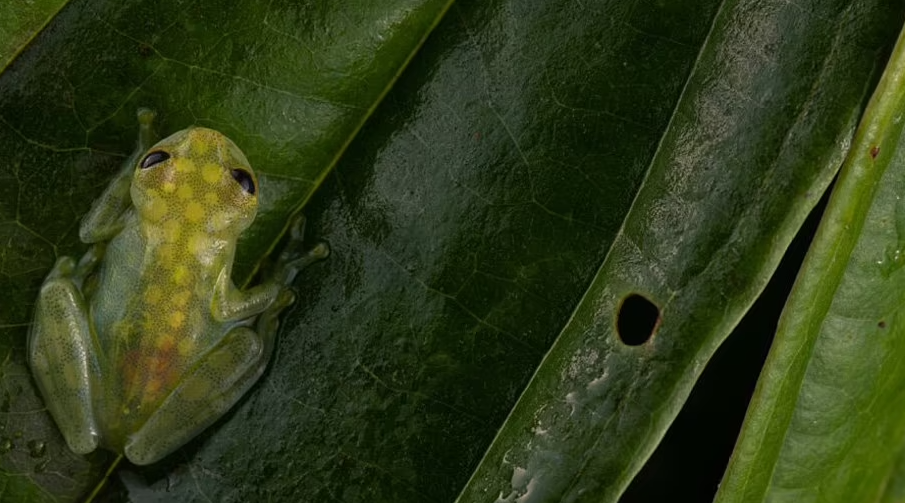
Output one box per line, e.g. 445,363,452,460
44,242,103,283
258,213,328,338
28,271,100,455
271,214,329,286
211,215,327,323
250,213,327,355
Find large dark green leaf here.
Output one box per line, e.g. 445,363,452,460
1,0,903,502
0,0,450,500
453,1,902,500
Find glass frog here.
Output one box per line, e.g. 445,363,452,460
28,109,327,465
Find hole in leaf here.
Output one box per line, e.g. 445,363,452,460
616,294,660,345
619,177,831,502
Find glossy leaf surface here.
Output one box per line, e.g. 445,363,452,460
717,24,905,503
0,0,449,499
454,0,901,500
0,0,903,501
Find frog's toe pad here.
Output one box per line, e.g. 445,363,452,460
64,431,99,455
288,214,307,240
124,440,164,466
50,256,77,277
136,107,157,124
278,289,296,308
311,242,329,259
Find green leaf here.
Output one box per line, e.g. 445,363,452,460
0,0,450,500
453,1,903,500
0,0,68,70
716,24,905,503
1,0,903,502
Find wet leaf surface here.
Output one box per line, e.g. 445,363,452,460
1,0,903,501
717,23,905,503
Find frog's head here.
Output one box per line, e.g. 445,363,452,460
131,127,259,236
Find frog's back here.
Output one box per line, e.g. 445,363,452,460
85,126,260,449
90,210,227,438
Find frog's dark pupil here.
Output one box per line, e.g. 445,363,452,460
231,169,256,195
140,151,170,169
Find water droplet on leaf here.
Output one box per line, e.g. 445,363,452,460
27,440,46,458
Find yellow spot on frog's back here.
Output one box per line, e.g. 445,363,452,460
177,184,194,200
204,191,220,206
201,163,222,184
157,243,177,263
144,287,163,305
172,289,192,308
162,219,182,242
162,181,177,194
177,338,195,357
157,334,176,351
172,265,190,286
168,311,186,329
185,201,205,223
192,138,211,156
174,158,196,173
209,212,231,232
187,232,209,256
145,197,168,222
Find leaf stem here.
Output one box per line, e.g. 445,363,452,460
83,453,123,503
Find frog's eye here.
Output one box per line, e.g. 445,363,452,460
140,151,170,169
231,169,256,195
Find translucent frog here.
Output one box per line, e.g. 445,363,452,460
28,109,327,465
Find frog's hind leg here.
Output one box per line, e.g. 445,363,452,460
124,321,279,465
28,256,101,454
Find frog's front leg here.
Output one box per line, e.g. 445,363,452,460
28,250,104,455
80,108,158,243
211,272,283,322
212,215,329,322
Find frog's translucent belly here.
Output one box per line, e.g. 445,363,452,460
88,216,233,449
